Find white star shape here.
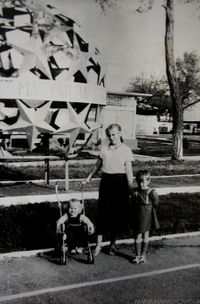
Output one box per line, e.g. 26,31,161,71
55,102,91,152
9,27,52,79
4,100,55,150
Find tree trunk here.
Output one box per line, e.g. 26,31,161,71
165,0,183,160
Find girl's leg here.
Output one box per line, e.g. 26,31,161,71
140,231,149,263
131,233,142,264
94,234,103,256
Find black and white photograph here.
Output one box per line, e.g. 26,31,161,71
0,0,200,303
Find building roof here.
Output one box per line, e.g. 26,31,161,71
107,91,152,97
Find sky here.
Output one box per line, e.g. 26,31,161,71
40,0,200,91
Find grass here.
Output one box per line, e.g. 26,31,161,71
0,174,200,197
136,135,200,157
0,192,199,253
1,135,200,183
1,159,200,182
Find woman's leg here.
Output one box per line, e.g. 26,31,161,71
108,234,117,255
94,234,103,256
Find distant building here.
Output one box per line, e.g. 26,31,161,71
183,101,200,134
99,91,152,149
136,115,159,135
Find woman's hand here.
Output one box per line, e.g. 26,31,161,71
81,177,90,185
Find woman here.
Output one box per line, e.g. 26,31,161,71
83,123,134,256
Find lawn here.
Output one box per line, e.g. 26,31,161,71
1,174,200,197
1,135,200,184
136,135,200,157
1,157,200,196
1,159,200,181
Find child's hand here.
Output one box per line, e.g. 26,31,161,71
88,224,94,235
80,215,94,234
56,224,61,234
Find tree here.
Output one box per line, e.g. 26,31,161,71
176,51,200,108
128,51,200,120
127,74,172,120
95,0,200,160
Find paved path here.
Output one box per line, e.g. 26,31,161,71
0,235,199,303
0,185,200,207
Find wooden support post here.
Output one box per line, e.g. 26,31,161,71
65,160,69,191
44,134,50,185
45,158,50,185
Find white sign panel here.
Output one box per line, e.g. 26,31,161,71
0,78,106,105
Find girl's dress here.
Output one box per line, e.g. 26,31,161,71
96,143,133,235
132,188,159,234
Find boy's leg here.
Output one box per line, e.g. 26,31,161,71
67,228,77,252
76,224,89,253
131,233,142,264
140,231,149,263
94,235,102,256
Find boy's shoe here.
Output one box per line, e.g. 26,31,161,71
130,256,140,264
70,249,76,254
108,244,117,256
76,247,84,254
93,245,101,256
139,255,146,263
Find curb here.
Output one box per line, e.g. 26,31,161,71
0,231,200,260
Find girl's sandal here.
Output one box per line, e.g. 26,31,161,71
139,255,146,264
130,256,140,264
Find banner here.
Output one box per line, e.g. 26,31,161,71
0,78,106,105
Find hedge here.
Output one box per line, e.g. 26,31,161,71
0,193,200,253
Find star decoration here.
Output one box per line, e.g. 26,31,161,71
0,0,106,155
44,26,72,48
4,100,55,150
8,26,52,79
55,102,91,151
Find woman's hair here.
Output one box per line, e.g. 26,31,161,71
105,123,123,142
136,170,150,183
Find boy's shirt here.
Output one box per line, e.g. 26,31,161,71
132,188,159,207
57,212,94,234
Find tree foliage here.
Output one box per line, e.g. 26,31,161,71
127,74,172,120
176,51,200,108
127,51,200,118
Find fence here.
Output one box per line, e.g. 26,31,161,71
0,156,96,191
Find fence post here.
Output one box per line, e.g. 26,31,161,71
44,158,50,185
44,134,50,185
65,160,69,191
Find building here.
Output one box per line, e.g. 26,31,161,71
183,101,200,133
99,91,152,149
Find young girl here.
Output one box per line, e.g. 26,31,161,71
131,170,159,264
83,124,134,256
